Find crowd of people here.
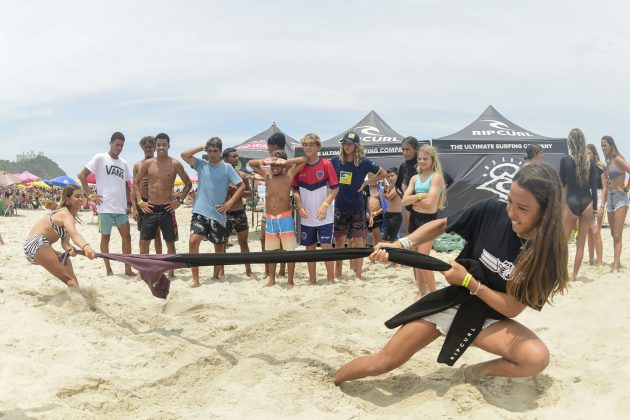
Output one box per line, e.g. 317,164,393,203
16,128,630,387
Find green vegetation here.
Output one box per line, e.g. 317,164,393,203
0,155,66,180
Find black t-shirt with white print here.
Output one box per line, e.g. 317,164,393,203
446,198,523,294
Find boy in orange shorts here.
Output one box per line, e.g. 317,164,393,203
250,151,304,288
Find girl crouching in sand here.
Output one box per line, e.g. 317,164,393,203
24,185,96,287
333,162,568,386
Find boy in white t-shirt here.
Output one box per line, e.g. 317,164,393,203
78,132,135,276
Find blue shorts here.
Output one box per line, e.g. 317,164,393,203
265,211,297,251
98,213,129,235
606,190,629,213
300,223,334,246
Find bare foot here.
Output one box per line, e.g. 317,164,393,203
264,281,275,287
461,364,482,386
106,270,114,276
327,279,335,285
287,283,294,290
190,281,200,288
246,271,256,278
168,270,175,277
66,279,79,287
125,269,136,276
308,280,317,286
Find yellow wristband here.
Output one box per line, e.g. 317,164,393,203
137,199,144,205
322,202,329,207
259,159,264,166
416,193,424,200
461,273,473,288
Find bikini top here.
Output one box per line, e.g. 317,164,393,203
414,173,433,194
49,211,68,239
606,160,624,181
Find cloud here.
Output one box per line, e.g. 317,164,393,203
1,0,630,176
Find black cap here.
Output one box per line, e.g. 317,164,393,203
267,132,286,148
340,131,360,144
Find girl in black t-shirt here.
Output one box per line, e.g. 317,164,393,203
333,162,569,386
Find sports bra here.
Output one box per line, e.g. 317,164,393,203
414,173,433,194
49,211,67,239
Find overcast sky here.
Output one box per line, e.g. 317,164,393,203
1,0,629,177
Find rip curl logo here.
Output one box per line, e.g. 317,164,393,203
480,249,514,281
477,157,521,201
354,125,399,143
472,120,534,137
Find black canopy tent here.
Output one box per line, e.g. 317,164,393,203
299,110,427,169
235,123,300,164
433,105,567,216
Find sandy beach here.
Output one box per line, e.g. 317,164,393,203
0,206,629,419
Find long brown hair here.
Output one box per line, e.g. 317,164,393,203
586,143,605,171
567,128,590,187
59,185,82,223
507,162,568,309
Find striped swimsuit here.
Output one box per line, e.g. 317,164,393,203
23,212,68,264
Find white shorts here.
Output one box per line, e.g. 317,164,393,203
423,305,500,335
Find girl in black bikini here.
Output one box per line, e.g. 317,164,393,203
559,128,598,281
24,185,96,287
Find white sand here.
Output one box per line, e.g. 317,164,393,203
0,207,629,418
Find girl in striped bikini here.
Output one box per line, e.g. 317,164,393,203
24,185,96,287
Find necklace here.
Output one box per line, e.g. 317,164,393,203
517,235,528,251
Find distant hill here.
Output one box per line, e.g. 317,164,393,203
0,155,66,180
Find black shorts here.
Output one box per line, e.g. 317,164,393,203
225,208,249,237
334,208,367,238
367,213,384,232
140,204,178,242
136,197,149,232
383,212,402,241
190,213,227,244
408,209,437,233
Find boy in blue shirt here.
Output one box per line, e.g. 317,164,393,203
181,137,246,287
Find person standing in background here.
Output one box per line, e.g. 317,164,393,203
586,143,606,269
132,135,163,254
600,135,630,273
330,131,387,280
78,132,135,276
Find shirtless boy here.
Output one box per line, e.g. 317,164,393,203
367,182,384,245
134,133,192,270
383,168,402,242
250,150,304,288
221,147,254,278
132,136,163,254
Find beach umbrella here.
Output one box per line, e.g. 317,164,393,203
18,171,40,183
30,180,52,190
174,176,184,186
0,171,22,187
190,173,198,183
49,175,79,187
